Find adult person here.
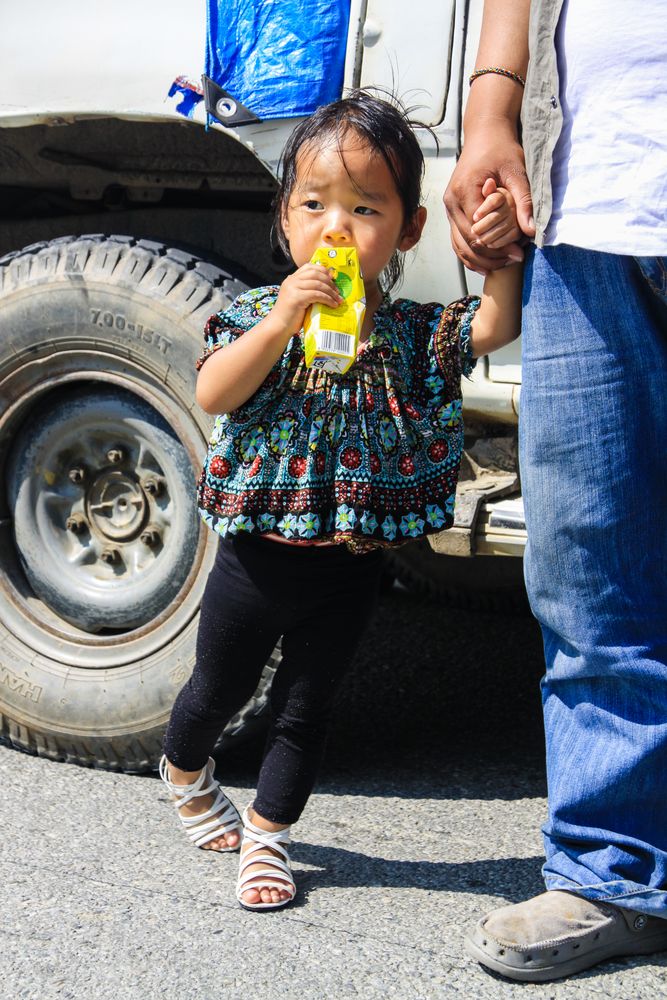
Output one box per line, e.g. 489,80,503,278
444,0,667,983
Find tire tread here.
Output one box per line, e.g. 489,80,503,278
0,235,246,326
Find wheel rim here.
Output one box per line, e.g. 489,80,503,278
7,383,201,632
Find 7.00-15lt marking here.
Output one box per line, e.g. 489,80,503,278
90,309,172,355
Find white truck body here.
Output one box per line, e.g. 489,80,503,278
0,0,522,419
0,0,526,771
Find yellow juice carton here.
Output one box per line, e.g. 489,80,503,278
303,247,366,374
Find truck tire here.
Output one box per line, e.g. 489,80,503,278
0,235,277,772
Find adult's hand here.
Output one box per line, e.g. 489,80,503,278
444,125,535,273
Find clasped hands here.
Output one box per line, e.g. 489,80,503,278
444,132,536,274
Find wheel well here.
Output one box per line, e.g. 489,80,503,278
0,118,286,283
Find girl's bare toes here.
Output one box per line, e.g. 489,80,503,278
203,836,224,851
264,887,288,904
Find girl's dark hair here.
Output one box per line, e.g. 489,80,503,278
274,89,428,293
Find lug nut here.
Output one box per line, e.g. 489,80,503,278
68,465,86,484
65,514,87,534
140,526,161,548
142,476,164,497
106,448,124,465
100,547,120,565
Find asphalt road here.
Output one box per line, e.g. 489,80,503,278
2,583,666,999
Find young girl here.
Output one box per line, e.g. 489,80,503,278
159,90,521,911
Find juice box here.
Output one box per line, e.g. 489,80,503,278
303,247,366,374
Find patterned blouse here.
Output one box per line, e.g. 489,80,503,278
196,286,480,552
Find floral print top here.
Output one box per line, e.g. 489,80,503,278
196,286,480,552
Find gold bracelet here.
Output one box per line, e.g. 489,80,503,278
469,67,526,88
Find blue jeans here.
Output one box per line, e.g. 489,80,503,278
520,246,667,916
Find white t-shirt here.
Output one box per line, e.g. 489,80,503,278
545,0,667,254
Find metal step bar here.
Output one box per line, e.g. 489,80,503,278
476,495,527,557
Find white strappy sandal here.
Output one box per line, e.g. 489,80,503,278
159,755,242,851
236,806,297,910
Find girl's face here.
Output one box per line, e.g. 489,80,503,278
281,134,426,298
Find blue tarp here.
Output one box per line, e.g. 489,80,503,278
206,0,350,121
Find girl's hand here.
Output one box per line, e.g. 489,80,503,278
444,132,532,273
196,266,343,415
470,178,522,250
273,263,343,333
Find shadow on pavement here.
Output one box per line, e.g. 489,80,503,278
288,841,545,903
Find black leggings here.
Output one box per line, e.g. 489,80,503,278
163,534,383,824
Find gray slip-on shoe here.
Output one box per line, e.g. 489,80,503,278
465,890,667,982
